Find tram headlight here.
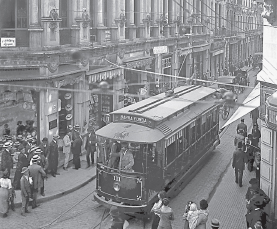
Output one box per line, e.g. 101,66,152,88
113,182,120,192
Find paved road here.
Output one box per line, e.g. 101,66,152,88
0,69,259,228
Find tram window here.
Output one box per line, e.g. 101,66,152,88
184,126,189,149
166,142,176,166
190,122,196,144
178,131,184,154
207,113,211,130
196,118,201,139
212,109,217,126
202,114,207,134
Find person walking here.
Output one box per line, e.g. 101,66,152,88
48,135,60,177
152,198,174,229
20,167,31,216
151,191,167,229
1,142,13,177
232,142,248,187
210,219,220,229
0,170,12,218
254,149,261,182
28,155,46,209
72,133,82,170
39,137,49,158
63,131,72,170
245,136,255,172
237,118,247,137
252,124,261,147
33,149,47,196
250,108,259,125
195,199,209,229
234,129,245,149
85,128,97,168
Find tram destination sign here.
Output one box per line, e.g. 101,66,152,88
113,114,154,128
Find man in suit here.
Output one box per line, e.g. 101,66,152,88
232,141,248,187
72,133,82,170
20,167,31,216
237,118,247,137
63,131,72,170
48,135,60,177
85,128,97,168
28,155,46,209
1,142,13,176
234,129,245,149
252,124,261,147
39,137,49,158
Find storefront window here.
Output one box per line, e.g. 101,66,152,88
0,89,38,138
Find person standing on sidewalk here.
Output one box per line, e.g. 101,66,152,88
152,198,174,229
252,124,261,147
20,167,31,216
195,199,209,229
1,142,13,177
85,128,97,168
250,108,259,125
237,119,248,137
234,129,245,149
232,142,248,187
151,190,167,229
48,135,60,177
39,137,49,158
28,155,46,209
72,133,82,170
63,131,72,170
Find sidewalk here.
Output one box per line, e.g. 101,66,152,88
13,154,96,208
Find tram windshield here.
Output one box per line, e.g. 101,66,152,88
97,137,160,173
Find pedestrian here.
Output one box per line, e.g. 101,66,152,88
13,145,29,190
210,218,220,229
85,128,97,168
72,124,81,141
152,198,174,229
28,155,46,209
245,197,266,229
16,121,25,136
245,136,255,172
48,135,60,177
2,124,11,136
252,124,261,147
0,169,12,218
39,137,49,158
72,133,82,170
237,118,247,137
195,199,209,229
232,141,247,187
33,148,47,196
254,150,261,182
63,131,72,170
184,202,198,229
245,178,270,212
151,190,167,229
20,167,31,216
119,142,134,172
234,129,245,149
25,135,33,153
1,142,13,177
250,108,259,125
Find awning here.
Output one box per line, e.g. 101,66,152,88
123,56,154,69
87,67,124,83
222,83,260,128
96,122,164,143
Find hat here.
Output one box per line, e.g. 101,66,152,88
254,221,263,229
18,145,24,151
53,134,60,139
26,135,33,142
17,121,22,125
17,135,23,141
200,199,208,210
65,104,73,111
211,219,220,228
237,141,243,149
66,114,73,121
35,148,42,154
32,155,39,162
3,142,11,148
6,136,12,140
74,124,80,129
2,169,9,178
64,93,72,100
241,118,244,122
42,137,48,142
68,125,73,131
14,141,20,147
21,167,29,174
252,195,264,207
249,178,259,185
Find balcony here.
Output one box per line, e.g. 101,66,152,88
0,29,29,47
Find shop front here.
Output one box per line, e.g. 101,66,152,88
86,67,124,130
210,41,225,79
178,48,193,85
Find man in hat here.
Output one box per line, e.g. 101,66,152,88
244,135,255,172
1,142,13,176
234,129,245,149
34,148,47,196
2,123,11,136
28,155,46,209
13,145,28,190
20,167,31,216
252,124,261,147
85,128,97,168
246,178,270,212
250,108,259,126
255,149,261,182
39,137,49,159
237,118,247,137
119,142,134,171
211,218,220,229
16,121,25,136
232,141,248,187
48,135,60,177
72,133,82,170
195,199,209,229
25,135,33,154
245,197,266,229
63,130,72,170
72,124,81,141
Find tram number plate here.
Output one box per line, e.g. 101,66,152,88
114,176,121,182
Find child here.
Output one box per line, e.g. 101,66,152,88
183,202,198,229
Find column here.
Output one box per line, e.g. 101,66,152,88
126,0,136,40
29,0,43,49
96,0,104,26
107,0,117,27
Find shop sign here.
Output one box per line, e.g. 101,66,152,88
113,114,154,128
153,46,169,55
179,48,192,57
210,41,225,52
212,49,224,56
49,119,57,130
1,38,16,47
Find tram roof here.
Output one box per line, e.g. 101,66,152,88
111,85,215,121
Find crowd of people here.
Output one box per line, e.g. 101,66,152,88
232,118,270,229
0,122,97,218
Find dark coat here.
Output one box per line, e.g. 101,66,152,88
232,149,247,170
237,122,247,134
252,128,261,145
17,152,29,171
28,163,46,190
39,143,50,158
48,140,59,171
85,133,97,152
20,175,31,197
72,137,82,156
1,149,13,171
245,208,266,228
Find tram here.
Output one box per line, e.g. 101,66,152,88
94,85,221,216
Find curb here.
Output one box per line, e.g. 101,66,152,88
14,174,97,208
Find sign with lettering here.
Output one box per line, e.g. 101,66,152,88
49,119,57,130
113,114,154,128
1,38,16,47
153,46,168,55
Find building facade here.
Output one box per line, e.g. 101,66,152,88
0,0,263,142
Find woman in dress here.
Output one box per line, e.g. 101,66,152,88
153,198,174,229
0,169,12,217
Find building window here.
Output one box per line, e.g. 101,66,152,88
60,0,68,28
0,0,29,47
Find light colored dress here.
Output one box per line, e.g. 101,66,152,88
187,210,199,229
154,206,174,229
0,178,12,215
